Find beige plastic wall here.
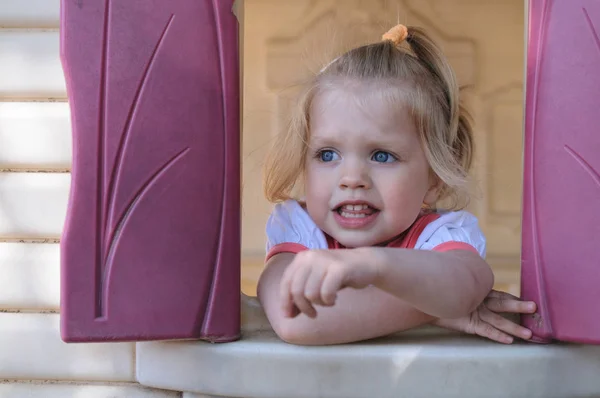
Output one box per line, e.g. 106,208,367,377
240,0,525,295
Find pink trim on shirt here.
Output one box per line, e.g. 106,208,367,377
400,213,441,249
431,241,479,254
265,242,309,262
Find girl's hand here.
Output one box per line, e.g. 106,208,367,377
432,290,537,344
279,249,378,318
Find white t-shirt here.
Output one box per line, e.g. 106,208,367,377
265,200,486,261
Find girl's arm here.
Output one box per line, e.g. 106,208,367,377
370,247,494,318
258,252,436,345
259,246,494,345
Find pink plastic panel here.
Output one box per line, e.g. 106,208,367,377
60,0,240,342
521,0,600,343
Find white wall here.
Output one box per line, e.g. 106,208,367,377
0,1,181,396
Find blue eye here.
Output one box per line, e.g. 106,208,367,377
319,150,339,162
372,151,396,163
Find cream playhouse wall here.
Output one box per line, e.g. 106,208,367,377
240,0,526,295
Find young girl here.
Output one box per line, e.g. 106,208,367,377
258,24,536,346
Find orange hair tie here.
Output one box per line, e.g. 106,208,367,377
382,24,408,46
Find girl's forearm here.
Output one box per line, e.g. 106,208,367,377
259,252,436,345
365,247,494,318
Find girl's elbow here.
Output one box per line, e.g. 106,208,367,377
477,261,495,295
467,260,495,312
277,327,310,346
273,321,325,346
450,256,495,317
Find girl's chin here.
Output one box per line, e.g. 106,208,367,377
329,231,390,248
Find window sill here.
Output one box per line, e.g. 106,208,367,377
137,295,600,398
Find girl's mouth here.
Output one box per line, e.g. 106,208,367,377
335,203,378,218
333,203,380,229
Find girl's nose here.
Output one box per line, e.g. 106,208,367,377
339,160,372,190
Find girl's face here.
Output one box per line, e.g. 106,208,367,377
304,83,439,248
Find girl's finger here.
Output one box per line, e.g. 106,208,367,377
290,265,318,318
486,290,521,301
320,264,346,306
474,322,515,344
289,304,300,318
485,296,537,314
479,307,533,340
304,265,328,307
486,290,531,302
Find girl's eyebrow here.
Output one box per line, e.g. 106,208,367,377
309,133,340,147
312,131,411,147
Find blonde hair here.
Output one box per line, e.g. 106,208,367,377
263,25,474,210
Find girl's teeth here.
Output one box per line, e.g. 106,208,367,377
337,203,375,218
342,204,369,211
340,211,367,218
